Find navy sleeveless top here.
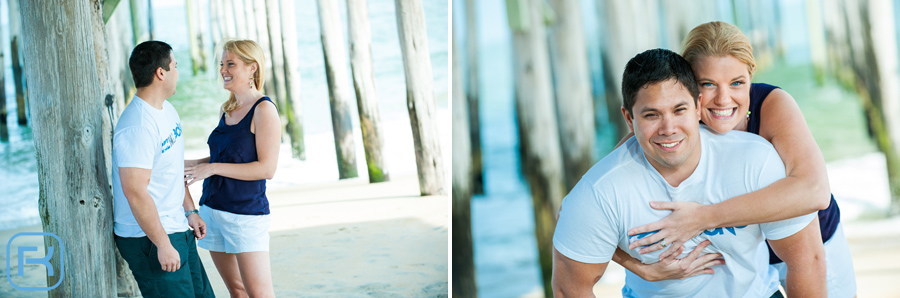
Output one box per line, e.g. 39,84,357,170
199,97,273,215
749,83,841,264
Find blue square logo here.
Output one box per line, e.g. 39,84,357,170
6,232,65,291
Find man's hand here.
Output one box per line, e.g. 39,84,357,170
157,243,181,272
187,213,207,240
639,240,724,281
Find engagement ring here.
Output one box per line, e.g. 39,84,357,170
660,239,668,247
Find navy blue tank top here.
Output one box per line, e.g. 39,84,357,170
199,97,273,215
749,83,841,264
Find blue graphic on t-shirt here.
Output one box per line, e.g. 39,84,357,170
629,231,662,248
628,225,749,248
160,123,182,153
703,225,748,236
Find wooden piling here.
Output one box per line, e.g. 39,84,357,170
464,0,483,194
347,0,389,182
452,33,478,298
186,0,208,75
19,0,117,295
8,0,26,125
507,0,567,295
548,0,595,191
279,0,307,160
318,0,359,179
252,0,276,104
230,0,247,38
393,0,446,195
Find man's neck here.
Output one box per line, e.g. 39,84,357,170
135,88,166,110
654,144,702,188
659,159,699,187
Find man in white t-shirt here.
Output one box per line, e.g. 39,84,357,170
112,41,214,298
551,49,825,297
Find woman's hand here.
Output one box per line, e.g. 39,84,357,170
184,163,216,186
187,213,207,240
637,240,724,281
184,157,210,170
627,201,710,259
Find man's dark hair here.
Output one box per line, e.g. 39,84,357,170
129,41,173,88
621,48,699,115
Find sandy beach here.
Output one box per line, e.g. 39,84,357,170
0,174,449,297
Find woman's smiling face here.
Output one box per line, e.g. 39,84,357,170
692,55,753,133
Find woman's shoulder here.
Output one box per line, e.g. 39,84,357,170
750,82,781,99
252,96,279,119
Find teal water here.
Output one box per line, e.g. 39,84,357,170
0,0,448,230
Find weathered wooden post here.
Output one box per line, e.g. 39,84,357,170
104,0,135,112
598,0,661,140
347,0,389,182
252,0,275,101
129,0,150,44
507,0,567,295
464,0,483,194
823,0,900,215
263,0,293,148
222,0,239,38
548,0,595,190
318,0,359,179
217,0,237,39
186,0,208,75
230,0,247,38
209,0,222,48
394,0,446,195
452,35,477,298
18,0,117,296
263,0,286,112
807,0,828,84
147,0,154,40
279,0,308,160
0,20,5,129
8,0,26,125
242,0,258,41
101,0,142,295
0,19,6,141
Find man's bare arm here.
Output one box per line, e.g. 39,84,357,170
767,217,826,297
119,167,181,272
552,247,609,297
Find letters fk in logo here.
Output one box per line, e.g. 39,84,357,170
6,232,65,291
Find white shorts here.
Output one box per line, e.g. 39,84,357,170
197,206,271,253
770,222,857,298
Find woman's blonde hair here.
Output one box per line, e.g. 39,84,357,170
681,21,756,75
219,39,266,114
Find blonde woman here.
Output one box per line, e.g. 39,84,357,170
185,39,280,298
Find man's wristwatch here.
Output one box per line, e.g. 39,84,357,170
185,209,199,217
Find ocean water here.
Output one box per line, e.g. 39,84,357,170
0,0,448,231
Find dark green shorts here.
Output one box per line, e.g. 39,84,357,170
115,230,215,298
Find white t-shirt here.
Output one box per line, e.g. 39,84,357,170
553,126,816,298
112,96,189,237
